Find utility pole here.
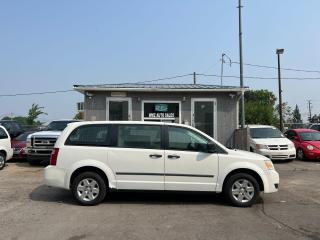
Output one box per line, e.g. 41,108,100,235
220,53,232,86
220,54,224,86
308,100,312,122
276,48,284,132
238,0,245,128
193,72,196,85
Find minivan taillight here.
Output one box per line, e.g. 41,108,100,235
50,148,59,166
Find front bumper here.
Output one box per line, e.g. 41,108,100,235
44,166,68,189
304,149,320,160
256,148,296,160
27,148,52,163
263,169,279,193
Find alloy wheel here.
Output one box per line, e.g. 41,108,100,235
231,179,255,203
76,178,100,202
297,149,304,160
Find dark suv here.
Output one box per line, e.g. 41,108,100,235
0,120,24,138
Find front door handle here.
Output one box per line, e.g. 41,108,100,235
167,154,180,159
149,154,162,158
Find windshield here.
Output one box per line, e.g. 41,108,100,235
250,127,284,139
46,121,75,131
299,132,320,141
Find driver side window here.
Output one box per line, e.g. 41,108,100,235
168,126,209,152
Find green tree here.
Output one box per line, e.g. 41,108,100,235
73,112,83,120
275,102,293,123
244,90,278,125
26,103,47,126
292,104,302,123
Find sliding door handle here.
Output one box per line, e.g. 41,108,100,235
149,154,162,158
167,155,180,159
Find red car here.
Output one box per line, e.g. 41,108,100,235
11,131,35,159
285,129,320,160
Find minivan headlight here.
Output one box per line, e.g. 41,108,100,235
256,144,268,150
264,160,274,170
288,143,295,149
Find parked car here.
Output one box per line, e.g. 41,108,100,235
11,131,35,159
309,123,320,131
26,120,79,165
285,129,320,160
248,125,296,161
44,121,279,207
0,126,13,170
0,120,24,138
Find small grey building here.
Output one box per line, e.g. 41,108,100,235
74,84,245,147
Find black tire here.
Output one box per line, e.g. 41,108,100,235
223,173,260,207
0,152,6,170
297,148,305,160
27,157,38,166
71,172,107,206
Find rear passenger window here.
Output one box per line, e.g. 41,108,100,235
0,128,8,139
117,125,161,149
65,125,109,146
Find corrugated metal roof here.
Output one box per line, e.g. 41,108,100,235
74,83,246,91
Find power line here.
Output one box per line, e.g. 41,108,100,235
0,73,195,97
197,73,320,80
1,70,320,98
135,73,193,83
0,90,74,97
231,61,320,74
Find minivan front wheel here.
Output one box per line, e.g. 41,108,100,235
72,172,107,206
224,173,260,207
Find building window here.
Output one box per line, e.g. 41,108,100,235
77,102,84,112
143,102,180,123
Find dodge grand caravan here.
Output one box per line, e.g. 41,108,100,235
44,121,279,207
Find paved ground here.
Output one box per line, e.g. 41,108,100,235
0,160,320,240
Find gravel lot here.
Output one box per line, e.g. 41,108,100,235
0,160,320,240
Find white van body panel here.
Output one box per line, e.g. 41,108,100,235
44,121,279,196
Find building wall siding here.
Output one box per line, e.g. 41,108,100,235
83,91,238,147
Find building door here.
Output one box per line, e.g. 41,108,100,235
106,97,132,121
191,98,217,138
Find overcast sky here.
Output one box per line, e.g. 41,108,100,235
1,0,320,122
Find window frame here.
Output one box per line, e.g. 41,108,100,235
164,125,227,154
114,124,165,150
65,124,112,147
0,127,8,139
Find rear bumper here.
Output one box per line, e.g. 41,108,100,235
44,166,68,189
263,170,279,193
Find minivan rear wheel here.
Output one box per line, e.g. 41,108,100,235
72,172,107,206
224,173,260,207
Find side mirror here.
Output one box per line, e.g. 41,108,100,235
207,142,217,153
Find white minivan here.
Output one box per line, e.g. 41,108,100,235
44,121,279,207
248,125,296,161
0,126,13,170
